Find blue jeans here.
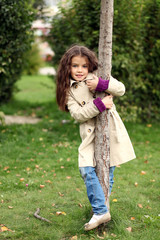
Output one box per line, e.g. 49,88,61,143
79,166,116,215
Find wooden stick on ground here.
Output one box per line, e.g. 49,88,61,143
34,208,51,223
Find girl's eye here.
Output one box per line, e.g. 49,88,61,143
83,65,88,68
72,65,77,67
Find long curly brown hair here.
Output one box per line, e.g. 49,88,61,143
56,45,98,111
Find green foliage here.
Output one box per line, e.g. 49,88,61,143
138,0,160,121
23,43,43,75
49,0,160,122
0,0,34,103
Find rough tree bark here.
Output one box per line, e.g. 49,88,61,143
95,0,114,205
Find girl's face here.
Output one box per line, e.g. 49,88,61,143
70,55,89,82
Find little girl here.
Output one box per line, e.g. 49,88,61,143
56,45,136,231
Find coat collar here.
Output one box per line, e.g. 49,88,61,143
70,73,94,87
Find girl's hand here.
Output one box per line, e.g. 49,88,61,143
86,75,99,91
102,95,113,109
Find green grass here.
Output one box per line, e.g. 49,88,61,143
0,75,160,240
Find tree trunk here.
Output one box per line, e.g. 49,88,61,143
95,0,114,204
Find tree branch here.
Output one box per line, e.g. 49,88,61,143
34,208,51,223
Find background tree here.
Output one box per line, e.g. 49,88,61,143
49,0,160,122
32,0,46,19
0,0,34,103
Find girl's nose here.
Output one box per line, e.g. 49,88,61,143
78,67,82,72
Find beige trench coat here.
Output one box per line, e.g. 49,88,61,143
67,73,136,167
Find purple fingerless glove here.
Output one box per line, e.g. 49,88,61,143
93,97,106,112
95,77,109,92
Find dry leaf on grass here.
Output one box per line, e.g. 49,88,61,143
141,171,146,175
66,176,71,179
8,206,13,209
138,203,143,208
58,192,64,197
111,233,117,237
56,211,66,216
131,217,135,220
134,182,138,187
70,236,77,240
97,234,104,239
112,199,118,202
40,184,45,188
0,224,14,232
126,226,132,232
45,180,52,183
78,203,83,208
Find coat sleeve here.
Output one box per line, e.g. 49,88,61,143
67,94,100,123
106,76,125,96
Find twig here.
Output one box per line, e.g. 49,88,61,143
34,208,51,223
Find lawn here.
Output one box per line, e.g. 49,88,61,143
0,75,159,240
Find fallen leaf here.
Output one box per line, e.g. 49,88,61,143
76,188,80,192
131,217,135,220
8,206,13,209
112,199,118,202
58,192,64,197
150,179,155,182
111,233,117,237
67,158,71,162
20,178,24,182
0,224,13,232
3,166,9,171
147,124,152,127
52,203,55,207
42,128,48,132
126,227,132,232
144,160,149,164
138,203,143,208
61,166,65,169
66,176,71,179
39,138,43,141
35,165,39,168
40,184,45,188
26,167,30,171
45,180,52,183
134,182,138,187
146,205,152,209
70,236,77,240
141,171,146,175
97,235,104,239
78,203,83,208
56,211,66,216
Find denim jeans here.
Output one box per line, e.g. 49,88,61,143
79,166,116,215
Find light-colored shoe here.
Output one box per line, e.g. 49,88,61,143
84,212,111,231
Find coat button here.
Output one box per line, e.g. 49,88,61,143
88,129,91,133
74,84,78,89
82,101,86,105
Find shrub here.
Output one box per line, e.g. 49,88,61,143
0,0,34,103
23,42,43,75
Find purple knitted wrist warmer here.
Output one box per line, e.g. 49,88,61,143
95,77,109,92
93,97,106,112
